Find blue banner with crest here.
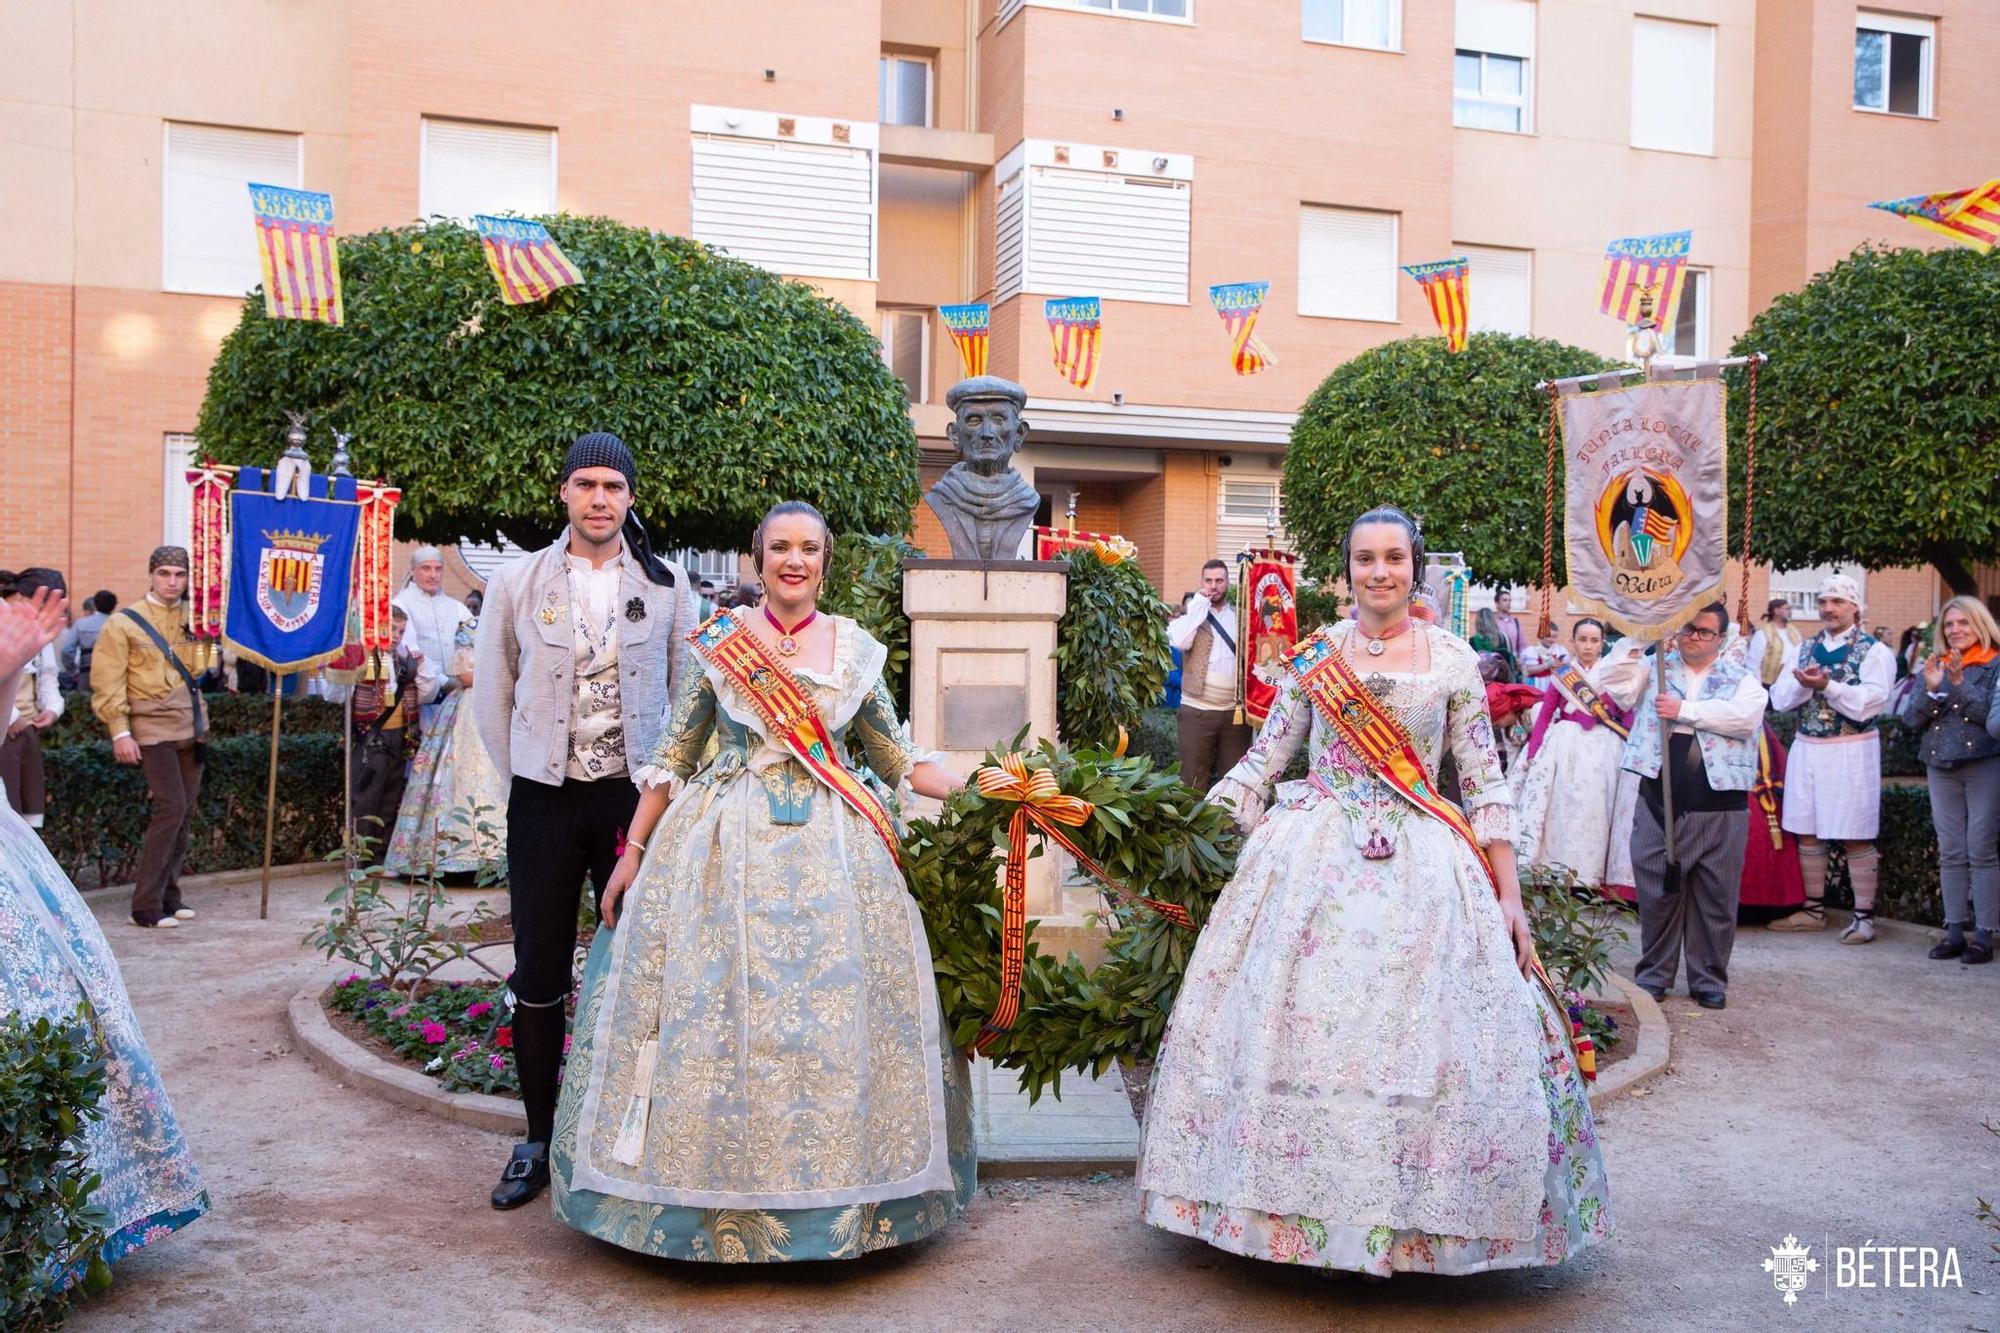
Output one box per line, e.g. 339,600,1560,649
224,474,361,673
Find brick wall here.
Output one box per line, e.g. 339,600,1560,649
0,282,74,580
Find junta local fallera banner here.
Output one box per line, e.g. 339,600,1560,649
1239,551,1298,725
1559,376,1727,641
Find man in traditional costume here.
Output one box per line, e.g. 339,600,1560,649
1170,558,1252,790
392,545,470,730
1746,598,1802,689
1599,603,1768,1008
89,546,206,929
474,433,698,1209
1766,574,1896,941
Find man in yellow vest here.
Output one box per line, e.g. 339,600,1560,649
90,546,207,929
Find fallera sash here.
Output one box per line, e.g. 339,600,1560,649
688,610,903,866
1548,662,1630,740
1283,627,1594,1079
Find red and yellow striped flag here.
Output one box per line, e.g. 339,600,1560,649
1868,180,2000,253
939,303,990,377
1209,282,1278,375
249,184,343,325
1402,258,1471,352
1599,231,1691,327
474,216,584,304
1045,297,1102,390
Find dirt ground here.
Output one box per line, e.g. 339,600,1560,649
70,872,2000,1332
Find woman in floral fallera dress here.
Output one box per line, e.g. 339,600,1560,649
1137,507,1610,1275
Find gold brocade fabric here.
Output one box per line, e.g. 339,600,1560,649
566,617,954,1208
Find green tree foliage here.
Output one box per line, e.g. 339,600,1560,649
198,216,920,552
1285,334,1618,587
1726,245,2000,594
1054,548,1171,748
0,1007,112,1328
818,532,923,715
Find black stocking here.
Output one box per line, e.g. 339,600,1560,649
512,1000,567,1147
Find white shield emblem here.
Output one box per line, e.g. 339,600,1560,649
257,546,325,633
1762,1235,1819,1305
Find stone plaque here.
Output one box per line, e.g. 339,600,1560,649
939,683,1028,751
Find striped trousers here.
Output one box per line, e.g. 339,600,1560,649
1630,798,1748,996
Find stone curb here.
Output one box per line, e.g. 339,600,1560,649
83,860,329,904
286,986,527,1136
1590,972,1671,1108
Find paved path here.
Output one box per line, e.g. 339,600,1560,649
71,873,1999,1331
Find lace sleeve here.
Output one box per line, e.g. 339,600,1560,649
631,671,716,794
1444,644,1515,845
848,678,939,799
1207,674,1310,831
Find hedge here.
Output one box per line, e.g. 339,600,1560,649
0,1006,111,1327
42,692,342,749
40,735,345,887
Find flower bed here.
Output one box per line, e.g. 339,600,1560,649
325,975,569,1098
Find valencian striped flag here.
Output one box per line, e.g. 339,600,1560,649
249,184,343,325
1868,180,2000,253
1599,230,1691,327
939,303,991,377
1208,282,1278,375
1401,259,1471,353
1045,297,1102,391
474,215,584,304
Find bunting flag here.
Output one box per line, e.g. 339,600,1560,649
1045,297,1103,390
1867,179,2000,253
1401,259,1471,352
473,215,584,304
249,184,344,324
939,303,991,377
1207,282,1277,374
1599,230,1691,327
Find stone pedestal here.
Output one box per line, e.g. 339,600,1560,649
905,558,1103,931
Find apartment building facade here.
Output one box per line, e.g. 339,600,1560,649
3,0,1995,634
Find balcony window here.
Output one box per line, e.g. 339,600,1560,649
1454,51,1529,131
1630,17,1715,155
1662,268,1709,360
1078,0,1189,16
162,123,303,296
1855,11,1933,117
881,308,929,404
879,55,934,128
1298,204,1399,322
420,119,557,223
1304,0,1400,51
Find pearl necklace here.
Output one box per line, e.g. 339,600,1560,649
763,605,818,658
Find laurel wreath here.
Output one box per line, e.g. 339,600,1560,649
900,739,1241,1100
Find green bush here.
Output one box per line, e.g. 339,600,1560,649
1055,548,1171,749
44,691,342,749
1128,707,1180,774
197,215,920,554
41,735,344,886
819,532,923,716
0,1006,112,1329
327,976,524,1097
1873,783,1942,927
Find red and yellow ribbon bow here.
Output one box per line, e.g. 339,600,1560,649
971,754,1192,1054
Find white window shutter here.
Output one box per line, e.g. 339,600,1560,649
691,135,876,281
162,124,302,297
1216,476,1288,557
1631,19,1714,154
995,166,1028,302
1298,205,1398,321
1455,0,1533,58
1458,243,1531,335
421,120,556,223
1023,167,1189,304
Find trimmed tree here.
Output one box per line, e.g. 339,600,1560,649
1726,244,2000,595
198,215,920,552
1284,333,1618,586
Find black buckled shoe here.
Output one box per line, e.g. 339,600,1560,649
1691,990,1726,1010
490,1142,550,1210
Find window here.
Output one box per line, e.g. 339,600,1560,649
1770,564,1866,620
1663,268,1709,359
1298,205,1398,322
881,308,929,404
668,548,745,591
1855,11,1933,117
420,119,556,223
162,123,303,296
162,433,197,549
1304,0,1400,51
690,107,878,282
1453,0,1533,131
1077,0,1189,17
992,142,1192,305
1217,475,1289,556
1458,244,1532,335
879,55,933,127
1630,18,1715,155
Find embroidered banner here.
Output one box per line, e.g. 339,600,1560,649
473,215,584,304
1032,525,1113,559
249,184,344,324
1401,258,1471,352
224,482,362,672
1238,549,1298,726
1868,179,2000,253
939,303,991,377
1045,297,1102,390
1207,282,1277,375
1559,376,1728,641
1598,230,1691,327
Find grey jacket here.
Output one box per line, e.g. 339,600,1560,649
1899,657,2000,768
473,537,698,787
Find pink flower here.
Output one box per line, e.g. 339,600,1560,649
489,1054,507,1071
390,1004,411,1018
341,973,361,986
465,1001,494,1020
562,1035,573,1053
420,1021,448,1044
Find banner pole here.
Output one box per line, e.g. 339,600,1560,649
259,678,285,920
1655,647,1680,887
341,682,353,880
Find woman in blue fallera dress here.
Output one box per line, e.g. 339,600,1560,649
0,587,207,1283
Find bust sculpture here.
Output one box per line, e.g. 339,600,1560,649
924,375,1040,561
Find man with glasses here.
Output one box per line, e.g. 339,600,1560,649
1766,574,1895,941
1599,602,1768,1009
